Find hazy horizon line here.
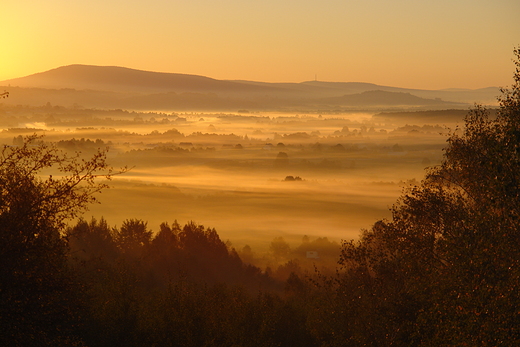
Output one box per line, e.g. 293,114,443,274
1,64,500,92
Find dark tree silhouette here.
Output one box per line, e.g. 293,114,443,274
114,219,152,257
336,47,520,346
0,134,125,346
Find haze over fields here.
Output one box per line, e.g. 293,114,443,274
3,1,520,344
0,65,501,257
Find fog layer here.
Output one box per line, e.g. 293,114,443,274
0,104,462,256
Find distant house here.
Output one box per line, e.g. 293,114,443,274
306,251,319,259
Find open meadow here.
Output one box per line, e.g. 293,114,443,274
0,104,467,257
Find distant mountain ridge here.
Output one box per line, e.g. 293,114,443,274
0,65,500,110
317,90,458,106
1,65,275,93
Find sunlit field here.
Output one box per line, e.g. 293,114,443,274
0,106,461,252
2,0,518,343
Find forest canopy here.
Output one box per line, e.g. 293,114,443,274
1,47,520,346
336,47,520,345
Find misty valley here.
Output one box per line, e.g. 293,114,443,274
0,104,460,255
3,58,519,346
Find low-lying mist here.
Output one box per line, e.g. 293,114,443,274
0,104,463,268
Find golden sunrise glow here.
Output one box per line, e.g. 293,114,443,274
2,2,520,343
1,0,519,89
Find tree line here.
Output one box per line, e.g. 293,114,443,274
1,48,520,346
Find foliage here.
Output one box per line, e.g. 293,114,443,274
0,135,123,346
67,218,302,346
4,47,520,347
333,47,520,346
114,219,152,256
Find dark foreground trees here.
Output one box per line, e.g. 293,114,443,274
332,47,520,345
0,136,122,346
66,217,317,347
3,48,520,346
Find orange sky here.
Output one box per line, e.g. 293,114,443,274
1,0,519,89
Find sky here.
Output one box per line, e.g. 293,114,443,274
1,0,519,90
